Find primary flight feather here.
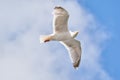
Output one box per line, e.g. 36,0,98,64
40,6,82,69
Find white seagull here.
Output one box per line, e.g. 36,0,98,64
40,6,82,69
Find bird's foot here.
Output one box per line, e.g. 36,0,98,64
44,40,50,42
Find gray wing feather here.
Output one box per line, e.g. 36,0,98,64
60,39,82,68
53,7,69,33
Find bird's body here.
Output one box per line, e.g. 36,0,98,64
40,6,82,69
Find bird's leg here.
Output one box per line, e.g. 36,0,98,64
44,39,50,42
40,34,55,43
43,35,54,43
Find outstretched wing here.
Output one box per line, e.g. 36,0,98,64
60,39,82,69
53,6,69,33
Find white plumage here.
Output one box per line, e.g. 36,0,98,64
40,6,82,69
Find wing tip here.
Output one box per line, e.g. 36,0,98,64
73,59,80,69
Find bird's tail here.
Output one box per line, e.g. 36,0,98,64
40,35,52,43
70,31,79,38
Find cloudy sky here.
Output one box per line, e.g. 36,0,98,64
0,0,119,80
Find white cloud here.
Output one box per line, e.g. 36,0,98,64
0,0,112,80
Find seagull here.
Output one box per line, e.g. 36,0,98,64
40,6,82,69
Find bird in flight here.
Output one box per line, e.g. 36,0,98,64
40,6,82,69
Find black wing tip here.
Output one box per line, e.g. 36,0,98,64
73,59,80,69
54,6,65,10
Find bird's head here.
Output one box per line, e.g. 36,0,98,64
52,6,69,16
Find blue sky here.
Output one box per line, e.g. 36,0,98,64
78,0,120,79
0,0,119,80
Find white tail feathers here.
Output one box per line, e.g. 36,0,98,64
40,35,45,43
70,31,79,38
40,35,52,43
